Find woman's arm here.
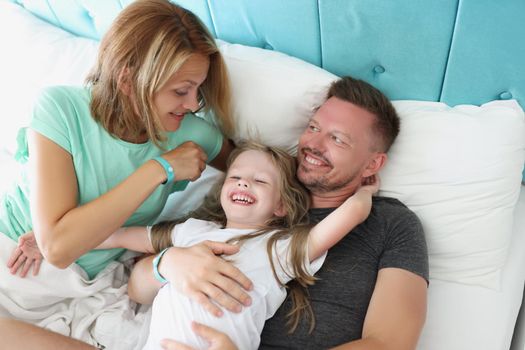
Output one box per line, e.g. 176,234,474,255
208,138,235,172
307,176,379,261
128,241,253,316
29,131,206,269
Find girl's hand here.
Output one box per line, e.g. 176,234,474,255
359,174,380,195
6,231,43,277
160,322,238,350
159,241,253,317
162,142,208,182
348,175,381,224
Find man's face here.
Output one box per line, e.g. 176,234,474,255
297,96,380,197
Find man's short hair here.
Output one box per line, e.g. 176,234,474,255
327,76,400,152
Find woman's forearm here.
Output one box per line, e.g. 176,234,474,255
128,255,163,304
34,160,165,268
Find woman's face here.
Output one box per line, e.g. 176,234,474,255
153,54,210,132
220,150,286,229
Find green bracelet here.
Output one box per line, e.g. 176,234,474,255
152,248,169,284
152,156,175,185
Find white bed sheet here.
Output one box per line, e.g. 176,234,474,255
419,186,525,350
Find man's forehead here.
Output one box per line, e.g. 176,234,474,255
310,112,354,135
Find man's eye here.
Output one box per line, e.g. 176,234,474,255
309,125,319,132
332,135,343,144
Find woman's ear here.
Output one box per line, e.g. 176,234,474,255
363,152,387,178
117,67,132,96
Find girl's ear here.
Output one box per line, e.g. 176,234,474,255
362,152,387,178
118,67,132,96
274,201,287,218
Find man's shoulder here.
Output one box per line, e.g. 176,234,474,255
372,195,414,215
368,196,422,232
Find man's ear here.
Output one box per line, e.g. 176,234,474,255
363,152,387,178
274,201,287,218
117,67,132,96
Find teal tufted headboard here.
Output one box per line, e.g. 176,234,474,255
8,0,525,180
8,0,525,108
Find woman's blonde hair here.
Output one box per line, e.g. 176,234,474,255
151,141,318,333
86,0,233,147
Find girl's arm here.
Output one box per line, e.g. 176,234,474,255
29,131,207,269
96,227,154,253
307,175,380,261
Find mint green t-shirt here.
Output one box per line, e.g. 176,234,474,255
0,86,223,279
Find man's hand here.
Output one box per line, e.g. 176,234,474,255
6,231,43,277
160,322,238,350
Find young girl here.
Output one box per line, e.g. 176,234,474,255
99,141,378,350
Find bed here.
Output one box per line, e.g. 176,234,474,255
0,1,524,349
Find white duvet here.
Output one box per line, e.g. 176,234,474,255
0,234,150,350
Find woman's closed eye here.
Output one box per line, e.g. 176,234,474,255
174,89,189,97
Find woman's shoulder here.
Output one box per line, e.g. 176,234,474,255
37,85,90,103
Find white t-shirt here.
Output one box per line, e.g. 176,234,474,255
143,218,326,350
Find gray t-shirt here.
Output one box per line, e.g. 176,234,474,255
260,196,428,349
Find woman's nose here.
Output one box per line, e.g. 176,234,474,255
182,91,200,112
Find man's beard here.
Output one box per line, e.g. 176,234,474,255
299,167,357,193
298,147,358,193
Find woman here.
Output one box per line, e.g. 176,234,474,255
0,0,251,347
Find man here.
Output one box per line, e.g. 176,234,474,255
259,77,428,349
0,77,428,349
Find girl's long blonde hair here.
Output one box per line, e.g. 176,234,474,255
151,141,318,332
86,0,233,147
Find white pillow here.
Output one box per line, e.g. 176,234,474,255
162,42,339,218
0,2,99,156
216,39,338,154
380,100,525,289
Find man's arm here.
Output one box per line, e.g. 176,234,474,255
330,268,427,350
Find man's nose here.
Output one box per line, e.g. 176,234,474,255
305,134,324,151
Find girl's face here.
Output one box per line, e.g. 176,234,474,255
153,54,210,132
220,150,286,229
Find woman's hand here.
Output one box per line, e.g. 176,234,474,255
6,231,43,277
159,241,253,317
162,142,208,182
160,322,238,350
